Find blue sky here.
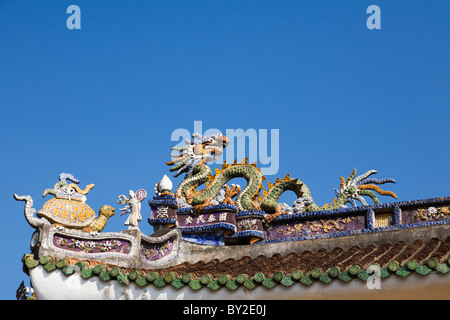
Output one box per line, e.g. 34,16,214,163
1,1,449,299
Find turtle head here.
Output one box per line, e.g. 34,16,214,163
98,205,115,219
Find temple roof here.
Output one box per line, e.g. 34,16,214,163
22,231,450,292
18,192,450,298
153,237,450,279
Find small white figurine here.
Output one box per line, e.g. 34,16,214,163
117,189,146,229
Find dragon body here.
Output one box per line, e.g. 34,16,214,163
168,133,397,223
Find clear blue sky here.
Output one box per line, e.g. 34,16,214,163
1,1,448,299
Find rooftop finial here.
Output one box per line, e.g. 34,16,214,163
155,175,174,197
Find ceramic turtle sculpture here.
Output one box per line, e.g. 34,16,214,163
15,173,115,233
37,199,115,233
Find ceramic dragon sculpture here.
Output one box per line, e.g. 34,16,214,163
167,133,398,223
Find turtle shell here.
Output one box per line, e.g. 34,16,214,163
37,198,96,228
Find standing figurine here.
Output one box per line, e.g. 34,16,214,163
117,189,147,229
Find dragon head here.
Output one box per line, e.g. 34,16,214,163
166,132,229,177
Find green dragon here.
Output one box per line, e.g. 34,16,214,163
167,133,397,223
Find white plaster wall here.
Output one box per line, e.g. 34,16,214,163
30,265,450,300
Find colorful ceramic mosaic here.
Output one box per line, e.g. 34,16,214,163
46,228,137,260
166,133,398,223
411,206,450,221
21,235,450,292
39,198,95,225
13,135,450,300
14,173,115,233
55,236,126,254
140,241,172,261
275,217,355,236
138,230,180,266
